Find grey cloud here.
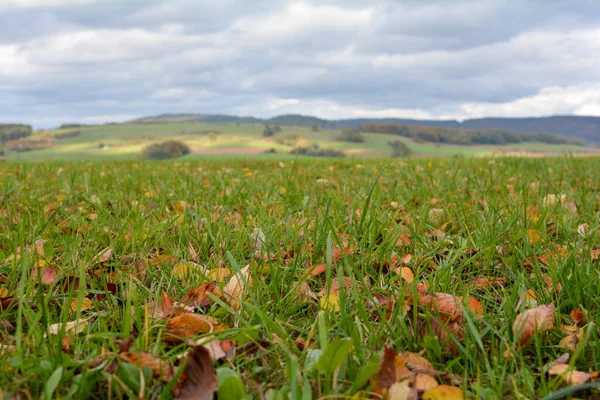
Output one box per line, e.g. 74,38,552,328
1,0,600,127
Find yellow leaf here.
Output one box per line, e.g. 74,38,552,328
527,229,540,244
70,298,93,312
319,294,340,312
423,385,464,400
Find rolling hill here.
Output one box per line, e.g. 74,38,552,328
134,114,600,143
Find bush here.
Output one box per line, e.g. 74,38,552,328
388,140,412,157
337,128,364,143
142,140,191,160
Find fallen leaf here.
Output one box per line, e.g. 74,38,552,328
394,267,414,283
168,313,216,338
119,351,174,382
181,283,222,308
174,261,206,280
512,303,555,347
527,229,541,244
388,379,418,400
570,308,585,325
414,373,439,393
70,298,93,312
548,354,591,386
308,263,327,277
32,266,57,285
469,276,506,288
373,348,413,394
396,234,411,247
419,293,463,320
422,385,464,400
223,265,250,309
47,317,91,336
175,345,217,400
559,325,584,352
91,248,113,265
34,239,46,257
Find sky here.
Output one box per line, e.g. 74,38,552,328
1,0,600,128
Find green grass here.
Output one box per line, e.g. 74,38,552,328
4,122,589,161
1,157,600,398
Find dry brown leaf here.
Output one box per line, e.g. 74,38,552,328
91,248,113,265
47,317,91,336
181,283,222,308
469,276,506,288
308,263,327,277
168,313,216,337
419,293,463,320
373,348,414,394
591,249,600,260
559,325,584,352
513,303,555,347
388,379,418,400
32,266,57,285
175,345,217,400
223,265,250,309
422,385,464,400
119,351,174,382
548,354,592,386
34,239,46,257
401,352,434,373
396,234,411,247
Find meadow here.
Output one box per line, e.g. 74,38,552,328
4,122,589,161
1,157,600,399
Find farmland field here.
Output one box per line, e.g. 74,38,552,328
1,157,600,398
3,122,591,161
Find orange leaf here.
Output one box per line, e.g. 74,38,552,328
570,308,585,325
548,354,591,386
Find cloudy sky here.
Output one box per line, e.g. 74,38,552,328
2,0,600,128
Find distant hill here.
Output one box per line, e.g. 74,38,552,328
132,114,600,143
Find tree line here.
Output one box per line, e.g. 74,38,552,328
359,123,581,146
0,124,32,143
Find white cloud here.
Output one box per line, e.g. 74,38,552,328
459,84,600,118
0,0,99,12
230,2,373,47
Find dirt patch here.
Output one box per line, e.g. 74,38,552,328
192,147,265,155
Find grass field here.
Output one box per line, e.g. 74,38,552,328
4,122,590,161
1,157,600,398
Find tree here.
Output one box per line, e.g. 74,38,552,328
388,140,412,157
263,124,274,137
142,140,191,160
337,128,364,143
